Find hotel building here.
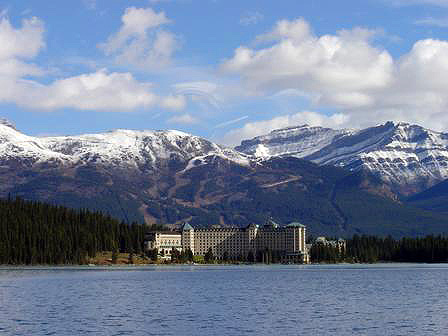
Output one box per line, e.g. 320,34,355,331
144,231,182,260
145,220,309,263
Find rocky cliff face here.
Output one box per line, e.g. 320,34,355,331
237,121,448,195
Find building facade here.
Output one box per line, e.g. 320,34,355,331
145,220,309,263
145,231,182,260
315,237,346,252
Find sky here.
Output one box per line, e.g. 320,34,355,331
1,0,448,145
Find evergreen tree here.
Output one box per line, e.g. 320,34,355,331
222,251,229,262
247,250,255,263
128,250,135,264
112,249,119,264
185,248,193,262
204,247,214,263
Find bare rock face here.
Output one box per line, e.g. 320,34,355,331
237,121,448,195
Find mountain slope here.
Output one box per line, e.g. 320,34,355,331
1,120,448,237
237,121,448,195
236,125,354,158
406,179,448,214
0,120,250,224
0,120,250,170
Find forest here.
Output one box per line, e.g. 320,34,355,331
4,196,448,265
310,234,448,263
0,197,146,264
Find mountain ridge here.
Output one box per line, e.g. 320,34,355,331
236,121,448,195
1,118,448,237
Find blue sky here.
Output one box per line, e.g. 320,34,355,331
1,0,448,145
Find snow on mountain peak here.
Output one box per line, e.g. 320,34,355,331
0,124,250,171
236,124,354,159
0,118,16,130
237,121,448,193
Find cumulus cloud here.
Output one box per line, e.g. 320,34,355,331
221,18,448,144
7,70,159,111
222,18,393,109
0,16,44,60
0,16,45,78
0,16,184,112
98,7,179,70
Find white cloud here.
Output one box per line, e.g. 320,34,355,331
9,69,159,111
255,18,311,44
160,94,186,110
0,17,184,113
415,17,448,27
0,16,45,77
221,18,448,143
167,113,199,124
222,19,393,109
98,7,179,70
240,12,264,26
0,17,44,60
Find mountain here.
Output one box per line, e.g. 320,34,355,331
0,120,250,223
0,119,249,171
406,179,448,214
1,119,448,237
236,121,448,196
236,124,354,158
168,156,448,237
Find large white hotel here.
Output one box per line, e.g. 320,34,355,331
145,220,309,263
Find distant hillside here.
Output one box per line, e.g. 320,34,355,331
1,120,448,237
407,179,448,214
237,121,448,196
174,157,448,237
0,197,145,265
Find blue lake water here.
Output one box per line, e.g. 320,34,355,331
0,264,447,335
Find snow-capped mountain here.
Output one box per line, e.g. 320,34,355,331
0,119,255,226
0,119,250,171
1,118,448,235
236,121,448,194
236,125,354,158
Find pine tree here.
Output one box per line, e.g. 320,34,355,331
204,247,214,263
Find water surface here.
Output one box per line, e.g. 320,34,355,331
0,264,447,335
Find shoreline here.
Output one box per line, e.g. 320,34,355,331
1,261,448,269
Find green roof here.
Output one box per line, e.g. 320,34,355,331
286,222,305,228
182,223,194,231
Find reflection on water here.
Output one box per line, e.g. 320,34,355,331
0,264,447,335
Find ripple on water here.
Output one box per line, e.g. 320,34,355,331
0,265,448,335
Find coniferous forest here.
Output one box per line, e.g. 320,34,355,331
5,197,448,265
311,234,448,263
0,197,145,265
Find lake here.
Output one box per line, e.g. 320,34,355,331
0,264,447,335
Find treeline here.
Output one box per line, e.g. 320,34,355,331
0,197,146,264
310,234,448,263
